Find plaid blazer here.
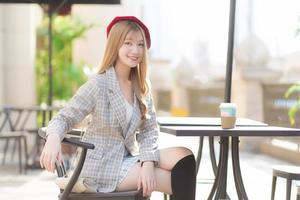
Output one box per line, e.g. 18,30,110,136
46,66,160,192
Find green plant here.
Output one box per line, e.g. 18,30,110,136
285,82,300,125
36,15,94,104
284,19,300,126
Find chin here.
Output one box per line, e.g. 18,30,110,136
129,64,138,68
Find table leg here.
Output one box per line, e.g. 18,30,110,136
215,137,229,199
198,136,231,199
209,136,218,176
196,136,204,174
197,136,219,176
208,137,230,200
232,137,248,199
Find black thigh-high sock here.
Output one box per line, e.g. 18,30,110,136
170,154,196,200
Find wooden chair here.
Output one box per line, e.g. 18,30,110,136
38,128,149,200
271,165,300,200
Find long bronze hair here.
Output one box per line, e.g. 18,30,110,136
99,21,149,120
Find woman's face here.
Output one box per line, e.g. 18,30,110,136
117,30,145,69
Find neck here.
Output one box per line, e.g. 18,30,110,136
114,63,132,82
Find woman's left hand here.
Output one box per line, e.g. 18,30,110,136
138,161,157,197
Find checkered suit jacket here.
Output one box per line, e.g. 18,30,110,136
46,67,160,192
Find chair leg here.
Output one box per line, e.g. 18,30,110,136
11,139,17,161
18,138,23,174
286,179,292,200
22,136,28,174
271,176,277,200
2,138,10,165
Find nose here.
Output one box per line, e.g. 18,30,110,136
131,44,140,54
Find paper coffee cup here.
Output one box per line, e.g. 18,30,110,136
219,103,237,129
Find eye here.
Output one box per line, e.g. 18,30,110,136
124,41,132,46
138,43,145,47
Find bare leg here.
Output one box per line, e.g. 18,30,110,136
159,147,193,170
116,162,172,194
116,147,193,195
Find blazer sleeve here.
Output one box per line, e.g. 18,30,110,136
136,91,160,165
46,77,99,140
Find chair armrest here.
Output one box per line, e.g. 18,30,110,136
38,127,94,150
38,127,95,200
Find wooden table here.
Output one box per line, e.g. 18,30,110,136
157,117,300,200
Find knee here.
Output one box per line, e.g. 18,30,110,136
176,147,193,158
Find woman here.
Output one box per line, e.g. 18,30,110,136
40,16,196,200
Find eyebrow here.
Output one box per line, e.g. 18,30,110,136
124,38,144,42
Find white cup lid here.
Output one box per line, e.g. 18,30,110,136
219,103,236,108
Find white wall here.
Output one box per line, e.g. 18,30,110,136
0,6,3,105
1,4,37,106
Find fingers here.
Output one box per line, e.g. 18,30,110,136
137,175,142,191
39,134,61,172
50,156,56,172
150,179,156,195
138,175,148,196
45,153,56,172
46,154,52,170
149,179,156,196
142,179,148,197
40,149,57,172
40,151,44,168
57,150,63,164
141,178,156,197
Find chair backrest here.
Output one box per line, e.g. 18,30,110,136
1,105,61,132
2,106,32,131
0,108,13,132
0,109,5,132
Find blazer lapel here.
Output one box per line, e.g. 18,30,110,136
106,67,127,135
125,95,142,140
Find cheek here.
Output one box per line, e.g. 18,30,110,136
118,47,127,56
139,52,144,61
138,49,144,57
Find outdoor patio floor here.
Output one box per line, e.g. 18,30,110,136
0,132,298,200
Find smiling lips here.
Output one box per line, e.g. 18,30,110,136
128,56,139,62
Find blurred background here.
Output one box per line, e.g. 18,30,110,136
1,0,300,163
0,0,300,199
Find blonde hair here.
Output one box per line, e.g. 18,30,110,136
99,21,149,120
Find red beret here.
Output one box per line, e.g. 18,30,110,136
106,16,151,49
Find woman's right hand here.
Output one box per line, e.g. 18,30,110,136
40,134,62,172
